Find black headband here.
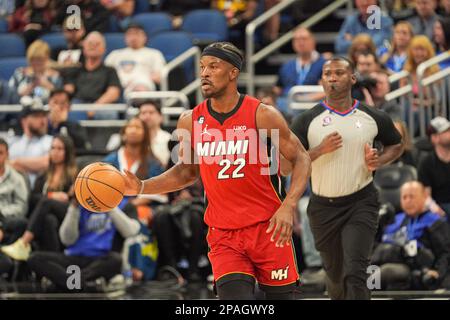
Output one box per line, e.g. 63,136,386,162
201,46,243,70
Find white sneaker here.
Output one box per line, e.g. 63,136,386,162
1,239,31,261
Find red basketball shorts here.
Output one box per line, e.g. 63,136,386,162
207,220,300,288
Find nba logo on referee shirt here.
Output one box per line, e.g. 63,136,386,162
322,116,332,127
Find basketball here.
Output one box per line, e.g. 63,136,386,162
74,162,125,213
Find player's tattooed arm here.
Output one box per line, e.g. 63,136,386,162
123,110,200,196
256,104,312,247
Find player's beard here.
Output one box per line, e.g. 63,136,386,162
201,85,215,98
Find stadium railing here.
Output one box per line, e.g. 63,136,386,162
0,91,189,129
385,70,415,136
287,85,324,111
159,46,202,105
417,51,450,136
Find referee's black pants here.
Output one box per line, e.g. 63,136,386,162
307,183,379,300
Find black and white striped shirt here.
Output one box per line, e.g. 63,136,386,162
291,100,402,197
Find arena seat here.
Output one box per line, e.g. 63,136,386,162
374,164,418,212
0,34,25,58
0,57,27,80
0,19,7,33
104,33,127,56
413,136,433,165
181,9,228,44
76,154,109,170
148,31,195,82
132,12,173,37
133,0,150,15
40,33,67,50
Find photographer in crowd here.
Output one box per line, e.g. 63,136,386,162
367,71,403,121
352,51,381,103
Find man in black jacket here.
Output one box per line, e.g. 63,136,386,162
372,181,450,290
47,89,90,152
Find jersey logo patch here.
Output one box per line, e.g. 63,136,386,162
200,124,212,136
233,125,247,131
271,266,289,281
322,116,332,127
198,116,205,124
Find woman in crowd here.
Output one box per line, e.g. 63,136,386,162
380,21,414,73
1,134,77,261
400,35,440,134
347,33,377,67
8,39,62,104
103,117,165,225
433,17,450,68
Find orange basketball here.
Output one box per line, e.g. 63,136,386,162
74,162,125,213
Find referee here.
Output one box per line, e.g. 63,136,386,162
290,57,404,299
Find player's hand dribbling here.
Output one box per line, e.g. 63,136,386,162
365,143,379,172
319,132,343,154
123,169,142,196
266,205,294,248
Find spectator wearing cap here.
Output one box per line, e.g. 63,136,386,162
408,0,441,40
8,97,52,188
47,89,89,152
334,0,393,54
105,23,166,94
8,40,63,104
418,116,450,220
63,31,122,120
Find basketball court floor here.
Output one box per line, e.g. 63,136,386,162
1,280,450,300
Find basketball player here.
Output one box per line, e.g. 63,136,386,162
123,42,311,299
289,57,404,299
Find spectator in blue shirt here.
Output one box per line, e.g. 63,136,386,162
335,0,394,54
27,196,140,292
379,21,414,73
274,27,327,113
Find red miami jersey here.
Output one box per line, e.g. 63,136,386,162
191,94,285,229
